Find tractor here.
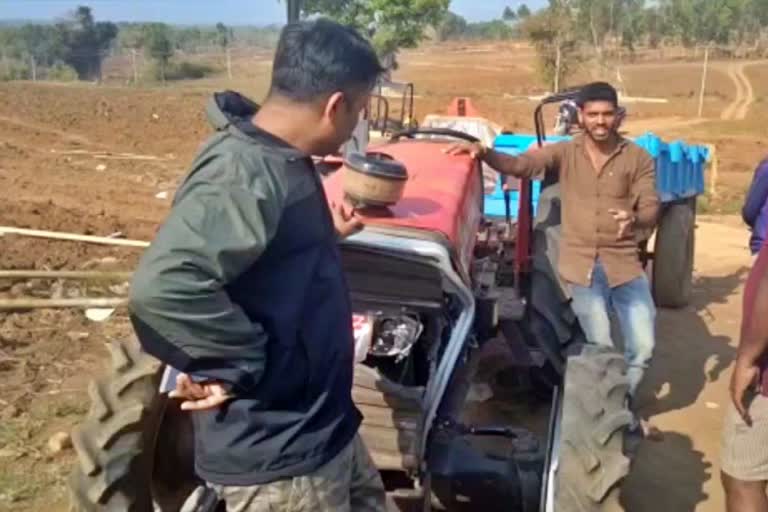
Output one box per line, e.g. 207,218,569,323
68,90,707,512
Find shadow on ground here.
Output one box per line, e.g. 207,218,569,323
642,269,747,417
622,431,710,511
621,268,748,511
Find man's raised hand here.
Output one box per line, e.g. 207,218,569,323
609,208,635,240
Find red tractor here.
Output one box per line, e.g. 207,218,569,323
69,118,634,512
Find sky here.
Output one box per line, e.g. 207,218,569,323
0,0,547,25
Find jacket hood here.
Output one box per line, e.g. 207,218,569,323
206,90,260,131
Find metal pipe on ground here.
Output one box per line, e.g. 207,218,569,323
0,298,127,311
0,270,133,281
0,227,150,248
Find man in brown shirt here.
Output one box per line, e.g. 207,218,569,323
448,82,660,398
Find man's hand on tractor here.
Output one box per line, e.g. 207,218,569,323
443,141,487,160
608,209,635,240
170,373,234,411
730,356,760,426
331,202,363,239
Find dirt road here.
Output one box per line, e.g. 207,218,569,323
622,218,751,511
625,59,756,130
721,62,755,121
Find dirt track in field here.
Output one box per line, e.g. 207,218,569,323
721,62,756,121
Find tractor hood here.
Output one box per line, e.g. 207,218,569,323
324,139,484,274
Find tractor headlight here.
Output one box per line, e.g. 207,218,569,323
370,315,423,361
353,312,424,362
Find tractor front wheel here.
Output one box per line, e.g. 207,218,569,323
69,338,199,511
552,347,633,512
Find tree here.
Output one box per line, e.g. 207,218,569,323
524,1,579,92
144,23,173,82
55,6,118,80
173,26,205,52
466,20,516,40
574,0,614,61
619,0,646,54
517,4,533,18
117,24,146,51
503,6,518,21
643,6,665,48
437,11,468,41
17,25,60,79
660,0,735,47
216,22,234,78
735,0,768,49
216,22,232,50
301,0,451,55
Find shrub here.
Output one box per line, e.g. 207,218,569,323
167,61,214,80
0,60,30,81
144,59,215,82
47,61,79,82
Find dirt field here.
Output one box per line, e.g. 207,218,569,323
0,42,766,510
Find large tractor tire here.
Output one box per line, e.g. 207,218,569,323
553,347,633,512
69,338,199,512
652,199,696,308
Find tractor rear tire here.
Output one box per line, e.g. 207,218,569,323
652,199,696,308
554,347,633,512
69,338,198,511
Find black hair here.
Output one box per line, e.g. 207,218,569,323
269,19,384,103
577,81,618,108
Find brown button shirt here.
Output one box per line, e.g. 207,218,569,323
502,135,659,287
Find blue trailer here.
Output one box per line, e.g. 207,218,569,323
483,127,709,309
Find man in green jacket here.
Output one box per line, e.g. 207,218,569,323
129,19,386,511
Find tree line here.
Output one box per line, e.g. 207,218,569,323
0,6,280,82
437,0,768,49
436,5,532,42
0,6,116,81
2,1,767,88
0,1,453,82
529,0,768,53
517,0,768,92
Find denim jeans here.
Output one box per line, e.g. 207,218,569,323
569,260,656,397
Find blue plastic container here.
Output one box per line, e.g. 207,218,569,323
485,132,709,219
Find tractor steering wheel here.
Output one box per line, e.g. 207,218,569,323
390,127,480,144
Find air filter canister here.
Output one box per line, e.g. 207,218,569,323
342,152,408,208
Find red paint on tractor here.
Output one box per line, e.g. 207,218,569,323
323,139,484,269
516,177,532,275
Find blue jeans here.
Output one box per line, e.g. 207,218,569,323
570,260,656,397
